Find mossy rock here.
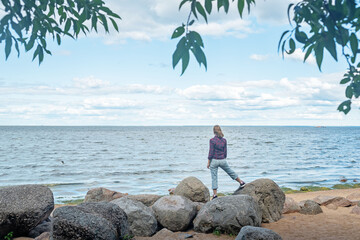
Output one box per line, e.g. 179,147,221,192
332,184,354,189
281,187,301,194
304,186,331,192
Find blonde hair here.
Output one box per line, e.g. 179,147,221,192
213,125,224,138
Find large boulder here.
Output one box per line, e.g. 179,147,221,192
236,226,282,240
126,194,161,207
0,185,54,238
52,202,129,240
282,197,300,214
299,200,323,215
152,195,196,231
234,178,285,223
174,176,210,203
193,195,262,234
111,197,157,237
84,187,128,203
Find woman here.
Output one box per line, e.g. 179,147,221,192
207,125,245,199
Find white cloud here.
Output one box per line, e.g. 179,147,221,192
250,54,269,61
83,97,142,109
252,0,296,25
178,85,247,100
73,76,110,89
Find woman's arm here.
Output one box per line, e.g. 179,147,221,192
224,139,227,159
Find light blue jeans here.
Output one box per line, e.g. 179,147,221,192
210,159,238,190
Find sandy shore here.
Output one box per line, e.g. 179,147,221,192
14,188,360,240
263,188,360,240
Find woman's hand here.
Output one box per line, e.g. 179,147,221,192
207,160,210,169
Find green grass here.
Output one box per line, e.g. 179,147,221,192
281,183,360,194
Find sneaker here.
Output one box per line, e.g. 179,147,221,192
240,181,246,187
212,195,218,200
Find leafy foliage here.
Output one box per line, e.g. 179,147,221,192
4,231,13,240
279,0,360,114
0,0,121,64
173,0,255,75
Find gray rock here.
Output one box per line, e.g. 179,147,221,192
282,197,300,214
152,195,196,231
0,184,54,238
126,194,161,207
84,187,128,203
193,195,262,234
193,202,205,212
234,178,285,223
236,226,282,240
52,202,129,240
111,197,157,237
299,200,323,215
28,218,52,238
174,176,210,203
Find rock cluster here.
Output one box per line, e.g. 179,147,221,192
1,177,285,239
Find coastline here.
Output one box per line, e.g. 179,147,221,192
35,187,360,240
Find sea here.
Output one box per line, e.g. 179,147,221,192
0,126,359,203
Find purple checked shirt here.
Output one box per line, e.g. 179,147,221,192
208,136,227,160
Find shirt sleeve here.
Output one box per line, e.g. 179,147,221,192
224,139,227,159
208,139,215,160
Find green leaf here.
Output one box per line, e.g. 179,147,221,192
189,31,204,47
295,28,308,44
39,45,44,64
92,15,98,32
189,20,195,26
345,85,354,98
350,33,358,60
56,34,61,45
171,26,185,39
64,19,71,33
181,49,190,75
314,43,324,71
191,43,207,69
324,37,337,61
304,45,314,62
173,37,186,68
217,0,224,11
179,0,189,10
278,30,289,52
109,18,119,32
287,3,294,24
337,100,352,114
5,34,12,60
288,38,296,54
340,77,351,84
223,0,229,13
32,45,41,61
238,0,245,17
196,2,207,23
205,0,212,14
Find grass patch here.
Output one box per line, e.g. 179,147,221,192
331,183,360,189
282,183,360,194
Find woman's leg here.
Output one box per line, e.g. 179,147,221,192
220,160,245,184
209,160,219,196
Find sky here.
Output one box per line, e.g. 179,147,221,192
0,0,359,126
